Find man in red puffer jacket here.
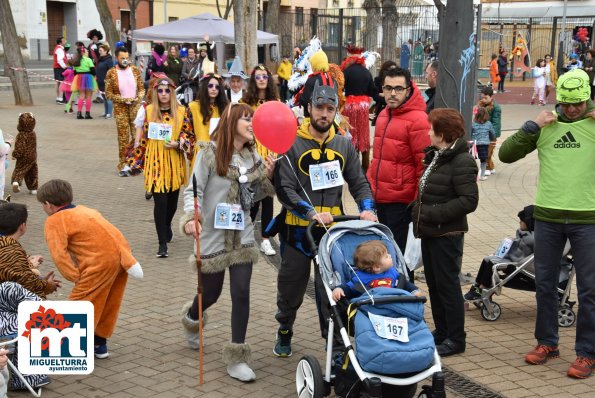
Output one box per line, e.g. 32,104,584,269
367,67,430,276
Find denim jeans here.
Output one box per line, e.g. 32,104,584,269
534,220,595,358
102,93,113,115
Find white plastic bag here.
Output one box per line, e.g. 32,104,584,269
404,222,423,271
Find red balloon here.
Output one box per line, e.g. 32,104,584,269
252,101,297,154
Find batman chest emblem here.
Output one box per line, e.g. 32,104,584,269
298,148,346,176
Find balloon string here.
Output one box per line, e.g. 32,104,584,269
283,156,331,236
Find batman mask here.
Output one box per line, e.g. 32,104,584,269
311,79,339,108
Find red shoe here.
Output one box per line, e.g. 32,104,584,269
525,344,559,364
567,356,595,379
530,99,536,105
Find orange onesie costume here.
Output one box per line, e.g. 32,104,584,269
44,205,142,339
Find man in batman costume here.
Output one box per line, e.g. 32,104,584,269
270,78,377,358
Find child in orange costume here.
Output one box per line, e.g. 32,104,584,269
37,179,143,359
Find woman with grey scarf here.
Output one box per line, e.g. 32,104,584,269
179,103,274,382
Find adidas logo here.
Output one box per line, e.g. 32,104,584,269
554,131,581,148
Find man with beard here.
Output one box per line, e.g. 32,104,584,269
271,79,377,358
105,47,145,176
367,67,430,278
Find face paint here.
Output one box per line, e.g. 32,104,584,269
117,52,130,68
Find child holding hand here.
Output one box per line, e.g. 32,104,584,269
332,240,421,302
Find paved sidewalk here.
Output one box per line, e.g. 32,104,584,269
1,88,593,397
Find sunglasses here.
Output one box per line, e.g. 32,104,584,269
158,88,171,94
208,83,220,89
255,74,269,81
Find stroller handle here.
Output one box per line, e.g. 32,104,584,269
350,295,427,308
305,215,361,254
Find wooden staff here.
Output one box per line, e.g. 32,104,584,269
192,175,204,385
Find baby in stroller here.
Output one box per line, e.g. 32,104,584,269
464,204,535,301
465,205,573,301
331,240,421,302
297,219,444,398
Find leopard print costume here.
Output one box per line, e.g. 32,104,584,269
105,66,145,171
11,112,38,191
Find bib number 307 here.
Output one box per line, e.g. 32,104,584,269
368,313,409,343
148,122,173,141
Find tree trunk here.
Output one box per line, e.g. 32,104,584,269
381,0,397,63
216,0,234,19
126,0,138,30
234,0,258,70
434,0,476,135
363,0,380,53
264,0,280,34
0,0,33,105
95,0,119,46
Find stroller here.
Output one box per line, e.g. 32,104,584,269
295,216,444,398
176,67,202,106
468,241,576,327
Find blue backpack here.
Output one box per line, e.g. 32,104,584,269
349,288,435,375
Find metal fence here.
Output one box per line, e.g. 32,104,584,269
274,6,439,78
480,17,595,71
274,6,595,81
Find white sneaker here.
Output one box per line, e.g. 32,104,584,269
260,239,276,256
484,170,491,176
29,190,37,195
490,169,496,174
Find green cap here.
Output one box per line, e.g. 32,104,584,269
556,69,591,103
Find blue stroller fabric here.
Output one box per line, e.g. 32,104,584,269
350,288,435,375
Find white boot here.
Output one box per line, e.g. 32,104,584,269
181,301,207,350
223,343,256,382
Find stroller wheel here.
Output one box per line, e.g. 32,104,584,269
558,306,576,328
296,355,325,398
480,302,501,321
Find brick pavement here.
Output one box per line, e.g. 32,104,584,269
1,88,593,397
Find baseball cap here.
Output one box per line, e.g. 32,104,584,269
556,69,591,103
311,79,338,107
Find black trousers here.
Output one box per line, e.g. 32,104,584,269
377,202,413,279
497,73,506,91
250,196,274,239
421,234,466,345
189,262,253,343
153,189,179,245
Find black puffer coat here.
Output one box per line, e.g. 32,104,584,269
411,138,478,238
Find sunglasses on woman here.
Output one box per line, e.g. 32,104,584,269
208,83,220,89
158,88,171,94
254,74,268,81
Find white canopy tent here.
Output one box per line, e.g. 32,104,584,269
133,12,279,72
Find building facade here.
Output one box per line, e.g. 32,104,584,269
1,0,150,60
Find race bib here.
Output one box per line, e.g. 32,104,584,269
495,237,513,258
214,203,245,230
367,313,409,343
209,118,220,136
148,122,173,141
309,160,345,191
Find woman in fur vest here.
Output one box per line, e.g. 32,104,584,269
180,103,274,382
